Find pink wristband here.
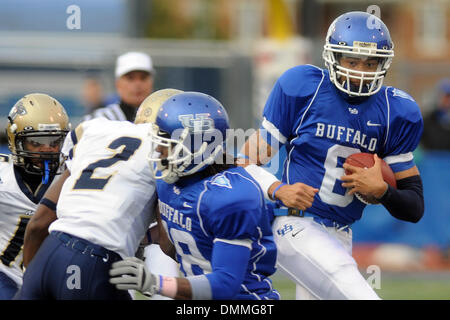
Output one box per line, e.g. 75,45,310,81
159,276,178,298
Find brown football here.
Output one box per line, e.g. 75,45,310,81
344,153,396,204
344,152,397,188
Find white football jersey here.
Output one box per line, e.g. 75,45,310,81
0,155,38,286
49,118,157,258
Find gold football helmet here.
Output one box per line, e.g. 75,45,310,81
6,93,70,177
134,88,183,125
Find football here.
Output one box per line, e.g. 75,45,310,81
344,152,397,204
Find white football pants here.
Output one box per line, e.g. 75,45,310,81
272,216,380,300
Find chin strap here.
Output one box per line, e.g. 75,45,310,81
42,160,50,184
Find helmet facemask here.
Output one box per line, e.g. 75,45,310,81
13,130,67,178
148,125,224,184
322,12,394,97
323,44,393,96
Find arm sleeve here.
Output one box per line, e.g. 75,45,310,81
379,175,424,223
193,175,265,298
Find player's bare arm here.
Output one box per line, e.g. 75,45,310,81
240,129,318,210
341,154,423,223
23,169,70,267
268,181,318,211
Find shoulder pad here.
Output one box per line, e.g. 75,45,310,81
279,65,325,97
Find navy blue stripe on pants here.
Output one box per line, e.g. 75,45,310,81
15,231,132,300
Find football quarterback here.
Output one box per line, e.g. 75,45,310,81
240,11,424,299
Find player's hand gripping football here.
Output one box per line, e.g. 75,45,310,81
109,257,159,296
341,154,388,202
271,182,318,211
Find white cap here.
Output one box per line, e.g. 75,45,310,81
115,52,155,78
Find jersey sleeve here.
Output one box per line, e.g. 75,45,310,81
261,81,296,148
383,89,424,173
261,65,324,149
200,175,264,244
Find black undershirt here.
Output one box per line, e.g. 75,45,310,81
119,101,139,122
16,166,43,194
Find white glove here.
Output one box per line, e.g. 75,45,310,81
109,257,160,297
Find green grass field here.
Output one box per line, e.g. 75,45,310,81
270,270,450,300
135,270,450,300
136,272,450,300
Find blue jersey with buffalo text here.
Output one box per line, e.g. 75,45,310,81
261,65,423,225
156,166,279,300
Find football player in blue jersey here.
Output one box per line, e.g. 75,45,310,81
109,92,280,300
239,11,424,299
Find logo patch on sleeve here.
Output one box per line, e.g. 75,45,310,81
392,88,415,102
211,175,232,189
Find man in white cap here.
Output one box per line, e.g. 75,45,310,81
83,52,155,122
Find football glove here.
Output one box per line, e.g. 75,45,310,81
109,257,159,297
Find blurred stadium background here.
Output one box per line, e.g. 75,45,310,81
0,0,448,299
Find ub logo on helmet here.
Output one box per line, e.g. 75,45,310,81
178,114,215,134
148,91,230,184
6,93,71,183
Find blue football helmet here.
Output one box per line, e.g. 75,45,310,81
323,11,394,96
148,91,230,183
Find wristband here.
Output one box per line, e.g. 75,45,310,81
378,175,424,223
158,275,178,298
271,183,286,202
40,197,57,211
